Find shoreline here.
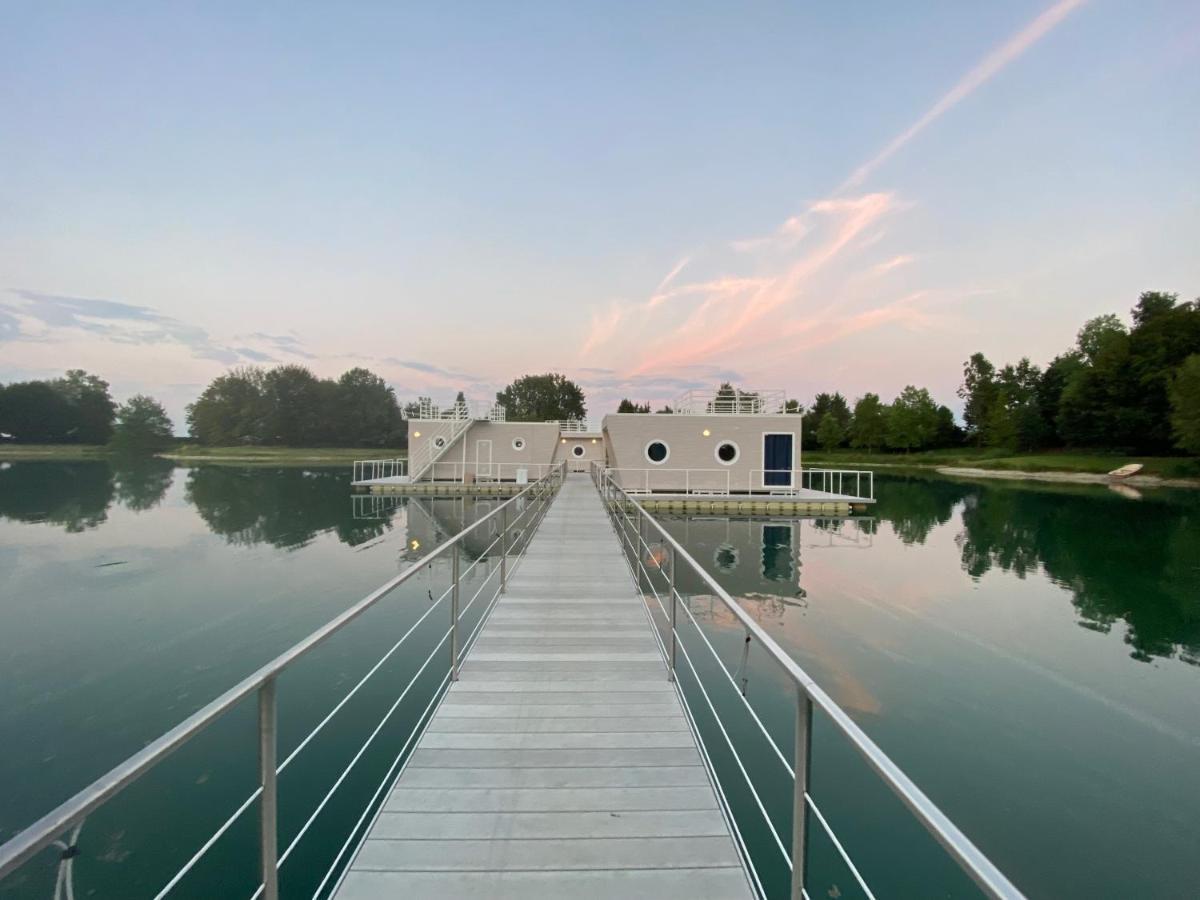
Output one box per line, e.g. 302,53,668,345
934,466,1200,489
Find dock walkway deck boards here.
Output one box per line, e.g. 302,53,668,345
335,476,752,899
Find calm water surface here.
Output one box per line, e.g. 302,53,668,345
1,462,1197,898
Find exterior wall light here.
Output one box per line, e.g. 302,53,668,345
413,431,422,438
702,429,711,437
561,438,567,444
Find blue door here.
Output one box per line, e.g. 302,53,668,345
763,433,793,486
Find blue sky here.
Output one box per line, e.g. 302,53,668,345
2,1,1197,427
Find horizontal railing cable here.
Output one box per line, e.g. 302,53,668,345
615,528,766,899
806,792,878,900
596,464,1025,900
152,580,457,899
614,499,794,778
311,668,453,899
248,627,454,897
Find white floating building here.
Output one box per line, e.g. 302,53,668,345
352,388,874,508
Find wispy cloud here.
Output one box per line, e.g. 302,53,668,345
578,0,1086,387
842,0,1087,190
245,332,317,360
1,290,245,364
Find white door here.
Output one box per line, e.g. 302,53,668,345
475,440,493,479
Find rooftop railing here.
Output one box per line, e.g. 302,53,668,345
0,463,566,900
671,388,799,416
591,461,1025,900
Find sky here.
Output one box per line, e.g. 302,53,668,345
2,1,1198,429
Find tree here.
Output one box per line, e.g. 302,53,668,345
187,367,268,445
849,393,887,452
1169,354,1200,454
0,381,76,442
52,370,117,443
110,395,175,453
1037,352,1084,445
616,399,651,413
804,392,850,446
1077,314,1128,363
334,368,402,447
958,353,998,446
934,405,962,448
496,373,586,421
886,386,939,452
262,365,324,445
816,413,845,451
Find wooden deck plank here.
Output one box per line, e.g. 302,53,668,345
335,475,751,899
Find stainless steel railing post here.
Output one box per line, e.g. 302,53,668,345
791,685,813,900
668,546,677,683
257,678,279,900
500,504,508,593
451,541,460,681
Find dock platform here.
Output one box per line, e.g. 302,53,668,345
334,476,753,899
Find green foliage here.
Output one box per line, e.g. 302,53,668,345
958,353,999,445
886,386,940,452
187,365,402,447
849,393,887,451
616,398,651,413
1076,314,1127,363
803,392,851,446
496,373,586,421
110,395,175,454
0,370,116,444
958,292,1200,454
816,413,846,451
1169,355,1200,454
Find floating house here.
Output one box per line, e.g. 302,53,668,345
352,388,875,508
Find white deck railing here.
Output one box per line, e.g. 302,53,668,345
605,466,873,501
351,458,407,484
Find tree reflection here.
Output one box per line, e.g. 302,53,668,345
875,474,1200,666
111,456,175,511
185,466,395,549
872,473,969,545
0,461,115,531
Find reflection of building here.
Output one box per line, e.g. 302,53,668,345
657,516,875,612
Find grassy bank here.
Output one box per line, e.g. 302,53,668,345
0,444,404,465
801,448,1200,479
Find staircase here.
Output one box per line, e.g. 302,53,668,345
407,415,472,482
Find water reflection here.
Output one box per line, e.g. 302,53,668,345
2,462,1196,665
183,466,394,549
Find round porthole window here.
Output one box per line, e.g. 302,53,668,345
433,436,447,449
645,440,669,464
512,437,526,451
715,441,739,465
571,445,585,458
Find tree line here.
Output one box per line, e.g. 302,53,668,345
613,291,1200,456
0,370,174,452
958,291,1200,454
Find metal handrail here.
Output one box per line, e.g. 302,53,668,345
592,461,1024,900
0,462,566,897
604,466,874,500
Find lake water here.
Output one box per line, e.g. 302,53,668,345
1,462,1197,898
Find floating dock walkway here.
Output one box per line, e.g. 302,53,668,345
334,476,753,899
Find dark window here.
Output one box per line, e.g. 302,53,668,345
716,442,738,463
646,441,668,463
